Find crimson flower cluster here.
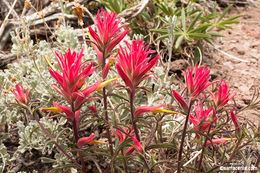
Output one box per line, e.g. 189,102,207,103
172,65,239,143
89,9,128,65
114,128,143,155
116,39,160,93
12,83,30,105
45,49,103,144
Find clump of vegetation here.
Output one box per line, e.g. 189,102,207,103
0,0,258,172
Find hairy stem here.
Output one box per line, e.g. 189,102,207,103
33,110,81,169
198,125,212,171
71,105,86,173
103,87,114,156
101,54,114,172
177,101,192,173
129,90,140,141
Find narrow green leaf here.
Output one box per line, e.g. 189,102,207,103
175,35,184,49
181,8,186,31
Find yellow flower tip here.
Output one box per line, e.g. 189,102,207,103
44,56,55,69
40,107,61,113
96,77,118,91
224,138,237,141
154,108,178,115
90,139,108,145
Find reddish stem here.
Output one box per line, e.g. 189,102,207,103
177,101,193,173
71,106,86,173
101,53,114,172
129,90,140,141
198,125,212,171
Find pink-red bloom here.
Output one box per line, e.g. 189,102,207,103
230,110,240,132
41,102,80,129
116,39,160,92
12,83,30,105
114,128,143,155
206,138,237,146
126,136,143,155
134,105,177,117
189,103,216,133
184,65,211,98
77,133,107,148
88,9,128,64
88,105,97,112
114,128,133,144
172,90,188,112
49,48,99,108
212,80,235,108
77,133,95,148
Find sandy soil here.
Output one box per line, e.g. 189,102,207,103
208,1,260,122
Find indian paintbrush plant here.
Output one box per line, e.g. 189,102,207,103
0,7,258,173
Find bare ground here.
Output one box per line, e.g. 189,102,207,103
208,0,260,122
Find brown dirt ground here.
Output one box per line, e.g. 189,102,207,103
208,1,260,123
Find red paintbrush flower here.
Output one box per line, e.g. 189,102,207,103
114,128,143,155
77,133,95,148
125,136,143,155
131,136,143,153
230,110,240,132
114,128,133,144
12,83,30,105
116,39,160,92
77,133,107,148
183,65,211,98
189,103,216,133
171,90,188,112
41,102,80,128
88,9,128,64
206,138,237,146
134,105,177,117
49,48,98,106
212,80,236,108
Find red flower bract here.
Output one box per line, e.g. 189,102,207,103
12,83,30,105
184,65,211,98
88,9,128,64
230,110,240,132
114,128,143,155
189,103,216,133
212,80,236,108
77,133,96,148
116,39,160,92
172,90,188,112
114,128,133,144
49,48,98,107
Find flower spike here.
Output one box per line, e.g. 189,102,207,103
212,80,236,109
88,9,128,64
12,83,30,105
116,39,160,92
183,65,211,98
134,105,177,117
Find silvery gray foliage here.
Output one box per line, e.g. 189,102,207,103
55,25,79,49
0,144,10,173
0,24,97,172
10,25,34,56
16,117,68,155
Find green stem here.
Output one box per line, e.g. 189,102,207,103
177,101,193,173
121,150,128,173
